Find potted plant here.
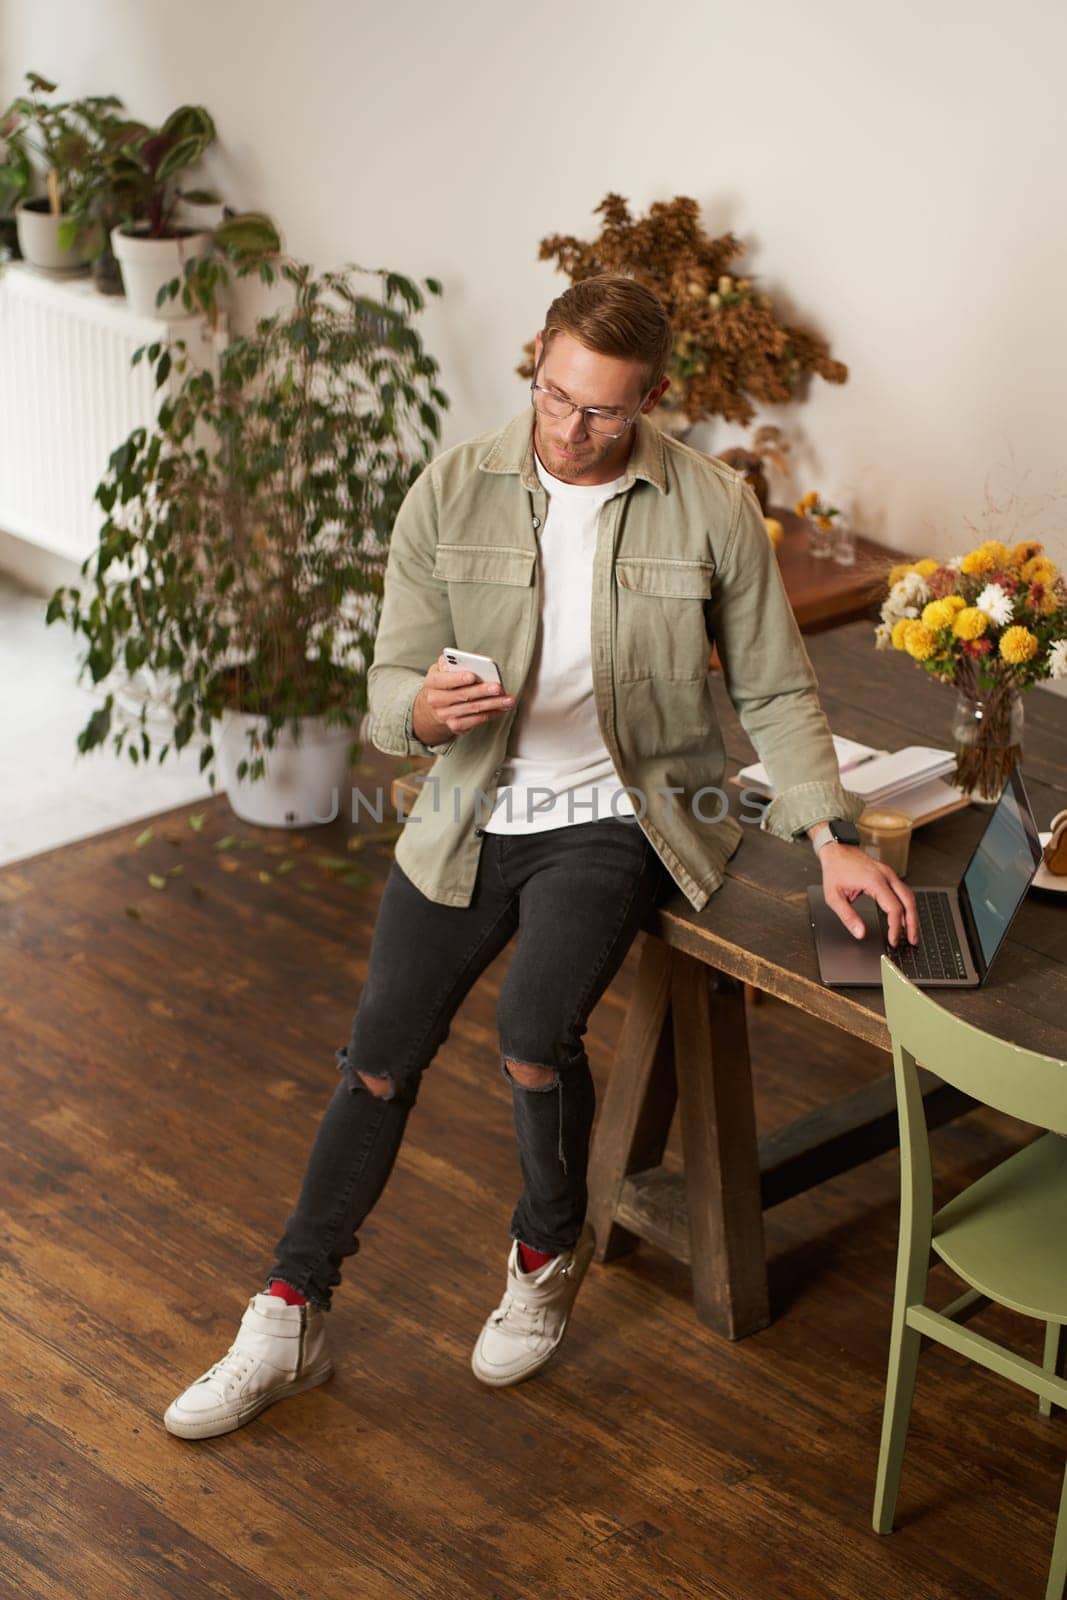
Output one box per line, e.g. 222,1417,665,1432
44,257,449,828
105,104,277,321
60,101,160,294
520,192,848,437
0,71,122,272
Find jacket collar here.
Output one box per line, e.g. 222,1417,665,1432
478,408,669,495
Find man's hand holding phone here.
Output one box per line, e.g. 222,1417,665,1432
412,650,515,745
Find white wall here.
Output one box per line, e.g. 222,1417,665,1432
3,0,1066,575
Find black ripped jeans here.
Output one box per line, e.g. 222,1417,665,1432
265,817,672,1311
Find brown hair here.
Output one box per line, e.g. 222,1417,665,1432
540,274,673,387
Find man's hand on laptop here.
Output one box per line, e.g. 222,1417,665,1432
412,654,516,745
818,844,919,947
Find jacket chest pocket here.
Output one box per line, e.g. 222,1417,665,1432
432,542,536,656
614,556,716,682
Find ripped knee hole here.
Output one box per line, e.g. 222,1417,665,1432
503,1057,557,1090
357,1070,394,1099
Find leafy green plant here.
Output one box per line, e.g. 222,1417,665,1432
0,110,34,216
101,103,281,321
45,257,448,788
107,104,221,238
0,71,123,220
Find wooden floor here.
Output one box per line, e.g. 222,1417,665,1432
1,768,1061,1600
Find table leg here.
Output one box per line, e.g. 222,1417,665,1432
671,951,771,1339
587,934,677,1262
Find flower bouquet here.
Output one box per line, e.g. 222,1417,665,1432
875,540,1067,801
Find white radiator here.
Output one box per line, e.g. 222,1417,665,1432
0,262,222,565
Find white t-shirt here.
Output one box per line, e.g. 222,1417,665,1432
482,453,637,835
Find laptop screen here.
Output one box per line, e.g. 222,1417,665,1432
960,771,1042,971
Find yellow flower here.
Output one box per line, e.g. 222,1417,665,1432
815,514,833,531
891,618,916,650
979,539,1011,567
1029,583,1059,615
913,558,940,577
952,607,988,640
888,561,915,586
999,625,1039,664
1009,540,1043,567
959,548,997,576
764,516,784,547
904,623,939,660
943,594,967,614
1021,555,1059,585
921,599,956,629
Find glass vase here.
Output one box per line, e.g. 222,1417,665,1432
951,683,1024,803
807,516,833,559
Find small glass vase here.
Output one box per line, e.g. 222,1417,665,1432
807,516,834,559
951,684,1025,804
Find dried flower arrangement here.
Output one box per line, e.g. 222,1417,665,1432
518,193,848,429
875,542,1067,799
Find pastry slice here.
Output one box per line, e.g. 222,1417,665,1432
1043,808,1067,875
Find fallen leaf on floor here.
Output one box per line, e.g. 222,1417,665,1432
213,835,237,852
276,860,296,874
148,874,166,890
125,905,143,920
188,813,206,832
257,871,272,883
218,858,241,874
135,827,154,849
165,864,184,877
338,868,370,888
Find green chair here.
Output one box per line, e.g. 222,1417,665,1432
874,955,1067,1600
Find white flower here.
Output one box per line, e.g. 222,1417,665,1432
1049,639,1067,680
874,622,892,650
881,571,931,625
947,554,964,570
975,582,1014,627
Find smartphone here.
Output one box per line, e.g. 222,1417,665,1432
442,647,505,689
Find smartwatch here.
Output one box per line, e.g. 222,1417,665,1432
810,818,861,854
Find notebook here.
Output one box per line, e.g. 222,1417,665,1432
733,739,969,829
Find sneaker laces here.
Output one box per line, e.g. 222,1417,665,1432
199,1342,256,1393
490,1289,546,1339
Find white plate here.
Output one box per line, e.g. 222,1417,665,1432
1032,832,1067,894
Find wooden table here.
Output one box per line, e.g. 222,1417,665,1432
767,505,908,633
587,620,1067,1340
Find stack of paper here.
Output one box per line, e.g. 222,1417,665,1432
840,746,958,803
735,739,968,828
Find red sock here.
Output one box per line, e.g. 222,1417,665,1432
518,1242,555,1274
267,1279,308,1306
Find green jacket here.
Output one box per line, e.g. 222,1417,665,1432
368,407,865,910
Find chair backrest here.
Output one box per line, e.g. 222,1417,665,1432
880,956,1067,1136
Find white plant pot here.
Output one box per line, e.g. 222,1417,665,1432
215,709,359,829
111,223,213,319
15,196,93,273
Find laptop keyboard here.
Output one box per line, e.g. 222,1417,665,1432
883,889,968,981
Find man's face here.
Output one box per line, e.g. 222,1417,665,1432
531,330,667,486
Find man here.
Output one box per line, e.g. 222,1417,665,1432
164,275,916,1439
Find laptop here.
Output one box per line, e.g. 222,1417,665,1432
807,766,1043,988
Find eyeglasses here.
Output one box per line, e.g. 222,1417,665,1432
529,380,646,439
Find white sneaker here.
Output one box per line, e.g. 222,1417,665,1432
163,1292,333,1440
471,1224,596,1388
